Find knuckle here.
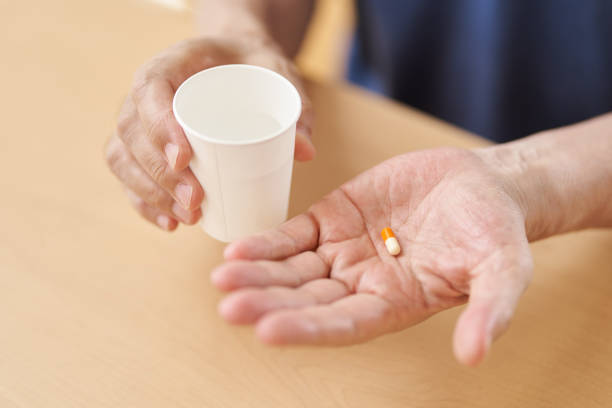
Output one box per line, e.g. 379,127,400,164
132,64,154,92
131,74,149,100
132,54,170,95
115,100,141,145
116,114,133,141
131,66,160,102
146,109,174,142
105,138,124,174
126,189,147,213
131,197,147,214
148,157,170,184
131,40,197,99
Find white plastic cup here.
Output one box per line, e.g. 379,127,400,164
173,64,301,242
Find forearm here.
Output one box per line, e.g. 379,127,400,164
196,0,314,57
481,113,612,241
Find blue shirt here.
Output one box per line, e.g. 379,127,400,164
348,0,612,142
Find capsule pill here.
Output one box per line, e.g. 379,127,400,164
381,227,401,256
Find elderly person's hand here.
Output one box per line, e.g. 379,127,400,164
211,115,612,365
105,37,314,231
212,147,532,366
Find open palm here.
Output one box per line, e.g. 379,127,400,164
212,148,533,365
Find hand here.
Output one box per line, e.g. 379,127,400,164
105,36,315,231
211,148,533,366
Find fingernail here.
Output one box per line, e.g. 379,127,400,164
156,214,172,230
175,183,193,209
164,143,179,169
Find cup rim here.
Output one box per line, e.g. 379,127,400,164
172,64,302,146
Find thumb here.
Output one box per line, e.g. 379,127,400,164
279,62,315,161
295,99,315,161
453,243,533,366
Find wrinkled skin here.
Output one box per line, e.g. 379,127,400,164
212,148,533,366
106,37,314,231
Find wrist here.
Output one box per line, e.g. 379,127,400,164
197,15,286,59
196,1,271,42
475,139,561,241
476,117,612,241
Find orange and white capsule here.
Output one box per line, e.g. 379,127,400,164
381,227,401,256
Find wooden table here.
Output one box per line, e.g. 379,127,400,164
2,1,612,407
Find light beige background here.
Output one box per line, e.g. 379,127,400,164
1,1,612,407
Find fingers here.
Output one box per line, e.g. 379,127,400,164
125,189,178,231
223,212,320,261
452,244,533,366
116,96,204,212
294,97,315,161
131,75,192,171
106,135,202,225
255,293,399,345
211,251,329,291
218,278,348,324
267,55,315,162
127,39,236,171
